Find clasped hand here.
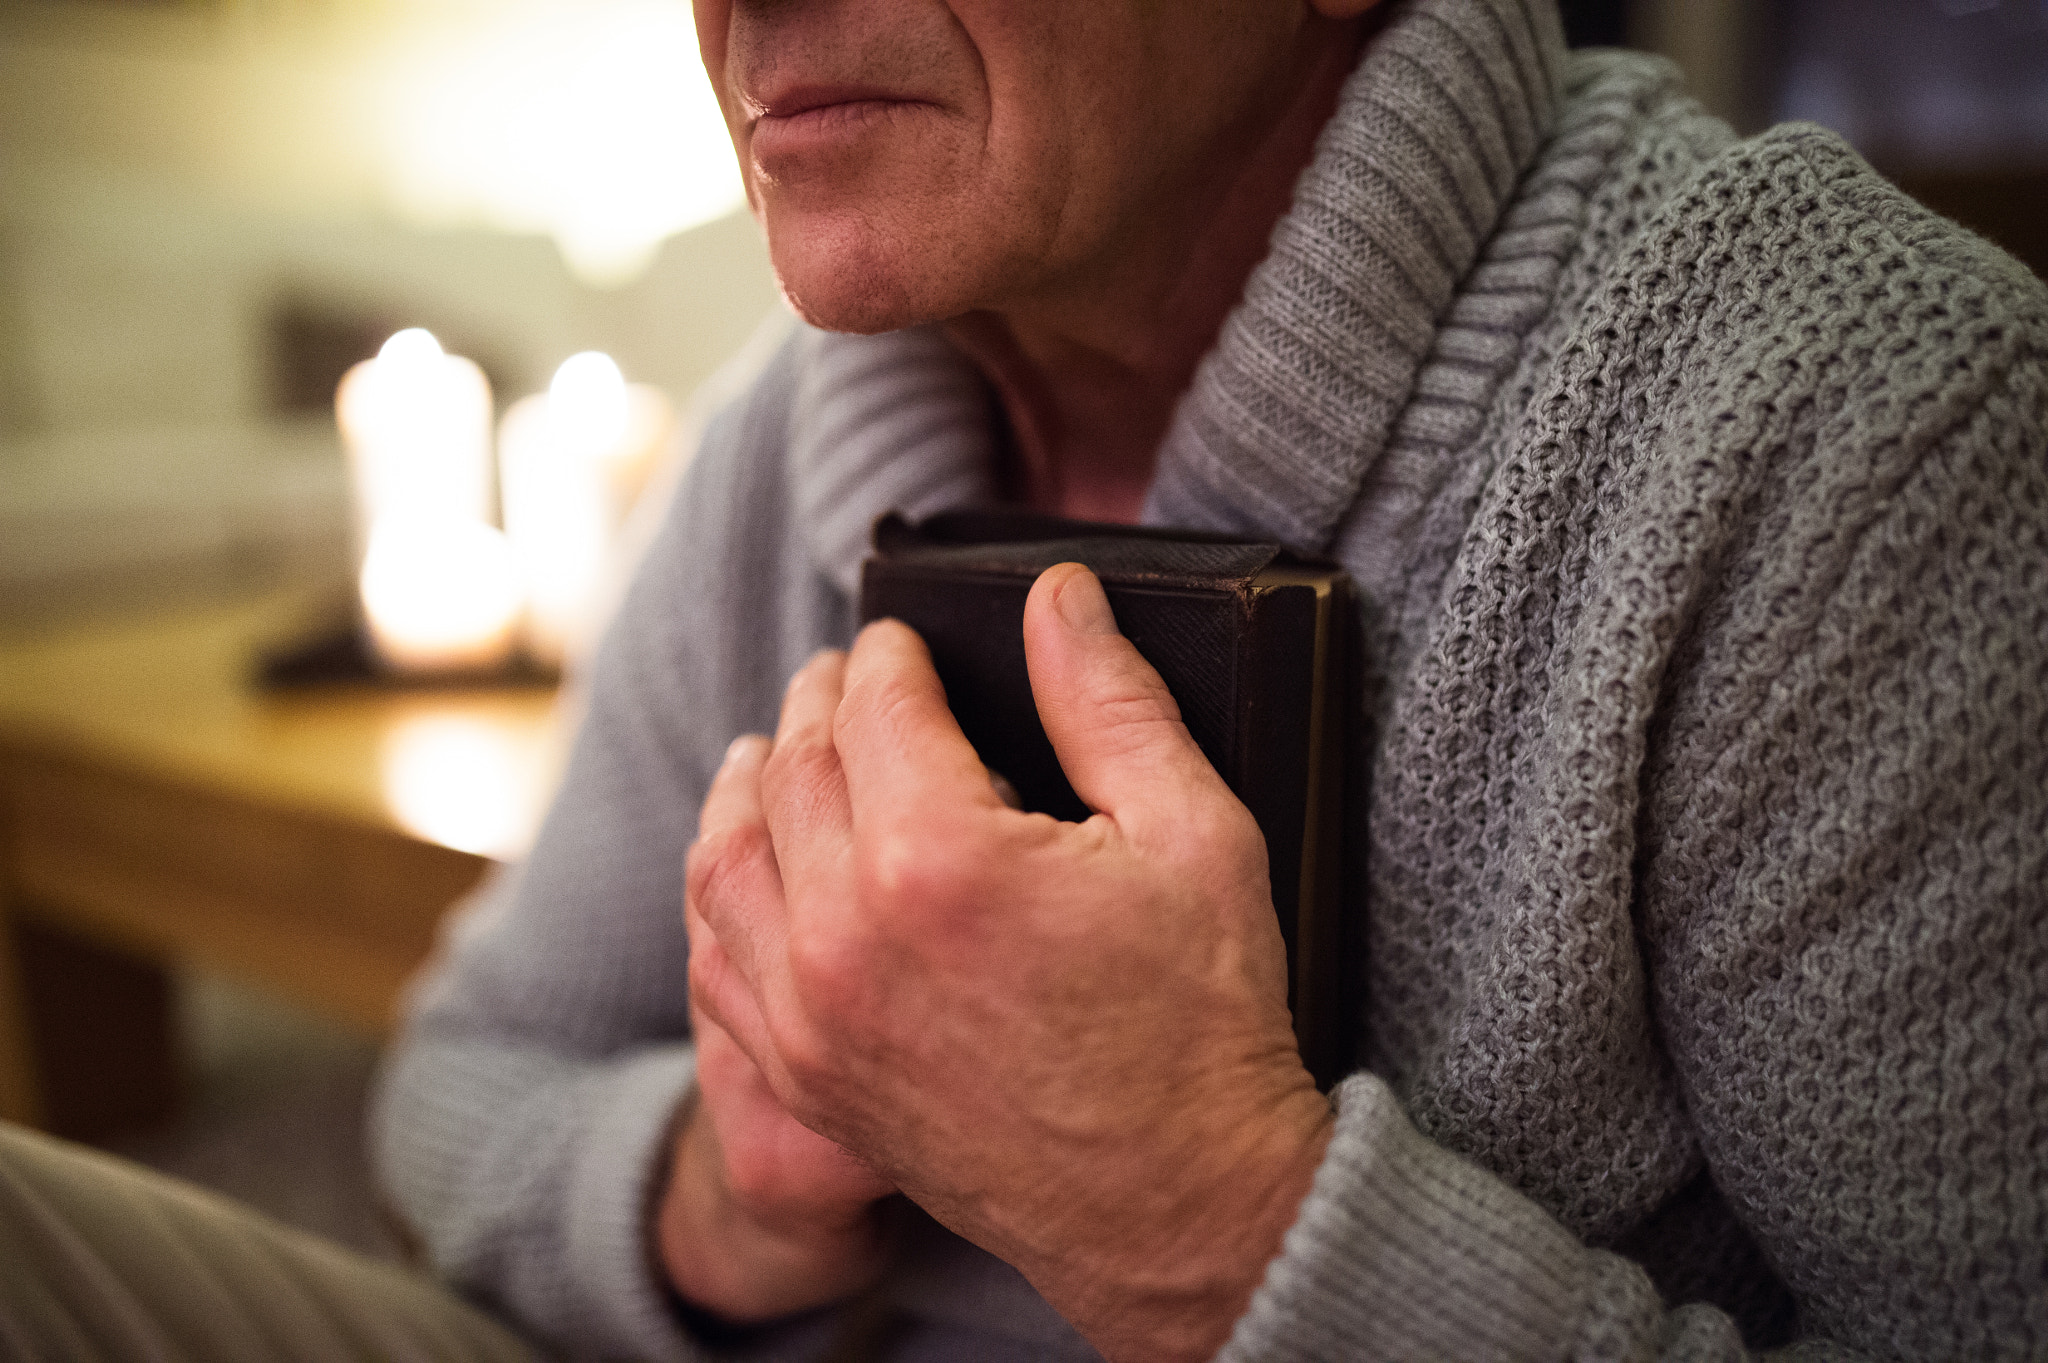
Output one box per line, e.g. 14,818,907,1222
661,563,1333,1362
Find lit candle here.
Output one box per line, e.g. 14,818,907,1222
550,351,675,509
499,352,674,666
335,329,495,536
336,329,509,675
358,516,523,674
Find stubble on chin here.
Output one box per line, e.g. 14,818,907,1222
761,171,1071,338
763,198,972,336
774,245,923,336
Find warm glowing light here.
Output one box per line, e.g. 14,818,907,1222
335,328,494,533
500,394,610,667
501,351,675,666
379,327,445,369
547,351,630,457
380,712,540,859
359,516,523,673
376,0,746,287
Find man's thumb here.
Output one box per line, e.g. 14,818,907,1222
1022,563,1231,826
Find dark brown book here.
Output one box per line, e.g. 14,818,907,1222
859,511,1355,1089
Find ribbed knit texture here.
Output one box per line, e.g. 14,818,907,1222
375,0,2048,1357
1149,0,1568,552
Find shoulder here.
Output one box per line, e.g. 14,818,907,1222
1474,108,2046,641
1610,120,2046,410
1519,111,2048,529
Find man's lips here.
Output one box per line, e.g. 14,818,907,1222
745,85,938,165
748,84,909,121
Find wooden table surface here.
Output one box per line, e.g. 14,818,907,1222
0,593,566,1131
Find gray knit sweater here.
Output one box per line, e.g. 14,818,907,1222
373,0,2048,1358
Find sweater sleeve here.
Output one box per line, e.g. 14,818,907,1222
370,338,855,1362
1222,347,2048,1357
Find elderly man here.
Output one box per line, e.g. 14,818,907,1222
369,0,2048,1357
2,0,2040,1359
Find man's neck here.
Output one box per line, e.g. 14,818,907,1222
942,18,1370,525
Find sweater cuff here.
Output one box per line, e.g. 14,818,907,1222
1220,1074,1586,1362
560,1044,703,1363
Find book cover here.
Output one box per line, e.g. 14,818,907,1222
860,511,1355,1089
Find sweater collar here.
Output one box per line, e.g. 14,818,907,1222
794,0,1569,592
1145,0,1568,549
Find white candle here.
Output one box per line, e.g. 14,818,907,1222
337,329,509,675
499,351,674,666
358,515,523,674
336,329,495,541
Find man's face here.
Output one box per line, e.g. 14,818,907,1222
693,0,1317,333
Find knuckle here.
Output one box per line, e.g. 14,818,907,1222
832,671,895,745
1087,659,1180,722
835,652,935,750
767,1015,840,1112
684,939,721,1002
719,1138,782,1209
1084,673,1190,760
761,729,838,800
786,925,869,1027
1169,795,1266,877
1199,797,1263,852
687,963,736,1044
685,822,768,912
853,825,980,919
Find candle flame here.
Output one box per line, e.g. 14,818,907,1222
378,327,446,367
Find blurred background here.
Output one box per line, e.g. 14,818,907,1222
3,0,2042,630
1,0,779,633
0,0,2041,1267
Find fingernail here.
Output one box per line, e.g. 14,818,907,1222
721,736,751,770
1054,567,1117,635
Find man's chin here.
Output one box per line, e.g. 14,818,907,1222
770,239,967,337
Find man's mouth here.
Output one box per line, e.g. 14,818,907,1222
750,84,907,121
746,85,936,167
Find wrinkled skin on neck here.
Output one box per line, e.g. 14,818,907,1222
694,0,1377,517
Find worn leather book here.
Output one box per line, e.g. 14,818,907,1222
859,510,1355,1089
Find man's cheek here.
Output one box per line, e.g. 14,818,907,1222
690,0,732,88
